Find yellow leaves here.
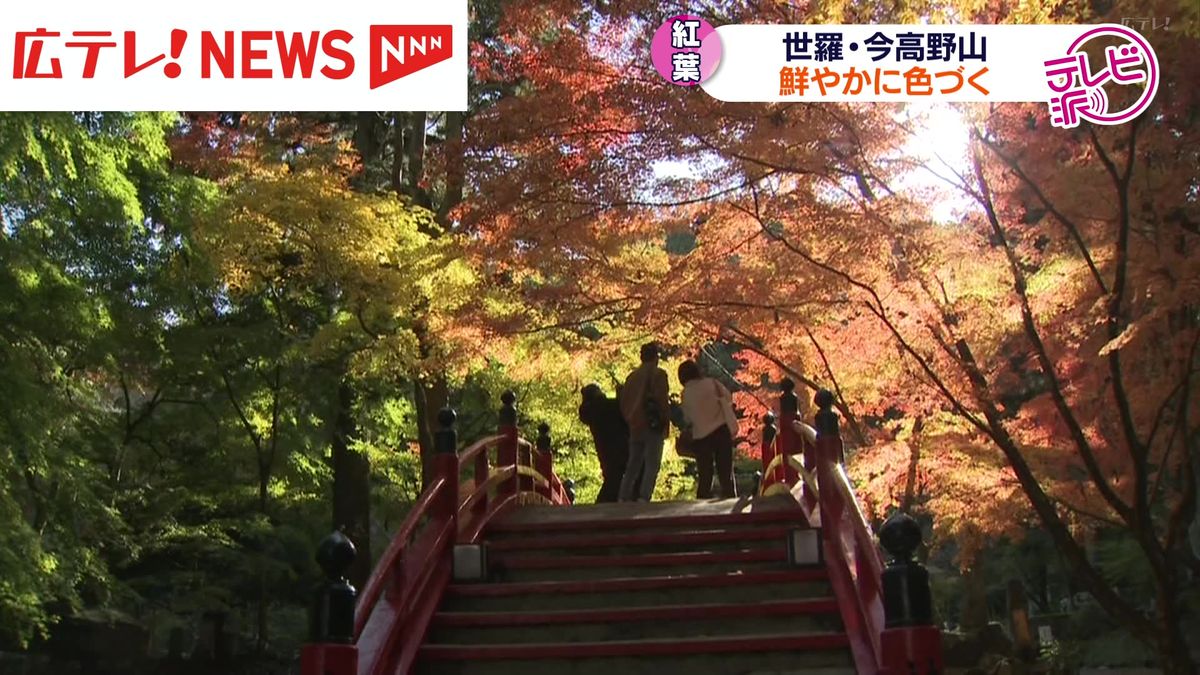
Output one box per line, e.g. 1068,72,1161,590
414,253,477,312
1026,255,1084,298
349,332,423,380
267,476,290,501
306,312,360,361
610,240,670,280
198,164,441,302
12,266,40,291
186,147,502,389
222,264,254,295
1008,0,1067,23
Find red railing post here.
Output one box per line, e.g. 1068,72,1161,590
498,390,519,499
779,379,803,490
813,390,842,539
300,532,359,675
536,423,554,501
879,514,943,675
816,388,935,675
760,411,777,493
300,644,357,675
796,381,825,511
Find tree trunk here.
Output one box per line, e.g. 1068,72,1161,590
393,107,457,484
1008,580,1036,663
332,377,371,591
354,112,380,164
901,417,924,513
1190,449,1200,559
1157,624,1197,675
414,377,449,486
404,112,428,203
256,462,270,653
437,111,466,223
960,558,989,632
1155,564,1197,675
256,570,268,654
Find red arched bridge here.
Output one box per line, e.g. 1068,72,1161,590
300,382,943,675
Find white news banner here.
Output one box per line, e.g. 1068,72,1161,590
700,24,1158,105
0,0,468,110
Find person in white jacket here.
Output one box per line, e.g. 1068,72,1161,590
677,360,738,499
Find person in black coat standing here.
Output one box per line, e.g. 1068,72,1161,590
579,384,637,502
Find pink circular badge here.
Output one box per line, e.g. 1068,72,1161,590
650,15,722,86
1045,24,1159,129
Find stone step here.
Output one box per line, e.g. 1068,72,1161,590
483,518,808,542
413,632,854,675
415,660,856,675
427,598,843,645
484,525,799,556
489,549,791,583
412,497,853,675
441,569,832,613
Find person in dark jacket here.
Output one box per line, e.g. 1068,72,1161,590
618,343,670,502
579,383,636,502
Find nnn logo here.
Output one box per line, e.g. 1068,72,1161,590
370,25,453,89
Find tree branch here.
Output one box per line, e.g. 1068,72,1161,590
801,323,868,447
1091,122,1152,526
969,139,1134,525
1046,492,1126,529
732,189,991,435
220,368,262,452
977,134,1108,294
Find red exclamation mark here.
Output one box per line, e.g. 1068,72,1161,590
163,29,187,78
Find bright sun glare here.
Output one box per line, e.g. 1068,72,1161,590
899,102,976,224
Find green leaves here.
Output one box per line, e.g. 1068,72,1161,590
0,113,184,647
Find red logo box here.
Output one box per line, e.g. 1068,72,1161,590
369,25,452,89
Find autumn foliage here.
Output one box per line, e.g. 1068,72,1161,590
437,0,1200,670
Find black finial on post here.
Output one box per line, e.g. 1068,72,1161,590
879,513,934,628
435,407,458,455
562,478,576,504
499,390,517,427
780,378,798,416
310,531,357,643
762,411,777,445
536,422,551,453
814,389,839,438
880,512,923,563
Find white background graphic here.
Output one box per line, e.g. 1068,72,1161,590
0,0,468,110
701,24,1135,103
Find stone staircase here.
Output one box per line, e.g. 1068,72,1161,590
414,496,855,675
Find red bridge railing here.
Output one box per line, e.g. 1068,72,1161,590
302,381,942,675
300,390,572,675
759,381,943,675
